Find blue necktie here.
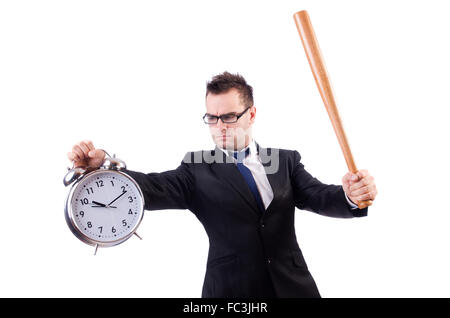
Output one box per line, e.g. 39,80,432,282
231,148,265,215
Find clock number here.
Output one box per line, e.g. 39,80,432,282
111,226,116,233
110,180,114,187
95,180,104,188
86,187,94,195
87,221,92,228
121,186,126,193
80,198,89,205
128,196,133,203
128,209,133,215
79,211,84,218
98,226,103,233
122,219,127,227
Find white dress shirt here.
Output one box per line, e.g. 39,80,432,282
217,139,358,210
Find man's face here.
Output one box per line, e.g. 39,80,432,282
205,88,256,151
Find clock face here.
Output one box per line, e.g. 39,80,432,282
67,170,144,246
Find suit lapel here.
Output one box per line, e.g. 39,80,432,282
210,146,261,218
210,142,280,219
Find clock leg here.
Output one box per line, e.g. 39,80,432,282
134,232,142,240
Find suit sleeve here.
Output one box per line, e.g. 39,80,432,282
290,150,368,218
122,152,195,211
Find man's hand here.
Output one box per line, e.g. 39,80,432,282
67,140,105,169
342,169,377,207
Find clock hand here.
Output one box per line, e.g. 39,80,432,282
107,190,127,207
91,201,117,208
92,201,106,207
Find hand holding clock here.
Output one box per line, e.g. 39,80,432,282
68,140,105,169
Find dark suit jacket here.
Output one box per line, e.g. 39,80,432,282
123,142,368,298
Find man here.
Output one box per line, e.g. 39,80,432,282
67,71,377,297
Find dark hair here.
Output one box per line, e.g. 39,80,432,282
205,71,254,108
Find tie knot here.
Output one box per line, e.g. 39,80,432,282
231,147,250,162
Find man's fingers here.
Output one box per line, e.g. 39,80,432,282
68,140,104,169
343,172,358,184
350,184,374,196
83,140,95,153
345,169,377,202
78,141,90,157
349,178,366,192
349,175,374,192
342,173,350,184
356,169,369,179
355,191,377,201
68,140,102,169
67,152,77,161
86,148,103,159
72,145,85,160
80,140,102,159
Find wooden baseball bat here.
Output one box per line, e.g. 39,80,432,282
293,10,372,209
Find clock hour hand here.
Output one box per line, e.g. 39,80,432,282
91,201,117,208
91,200,106,207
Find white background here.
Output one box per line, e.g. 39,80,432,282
0,0,449,297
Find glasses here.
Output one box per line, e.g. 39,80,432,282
203,107,251,124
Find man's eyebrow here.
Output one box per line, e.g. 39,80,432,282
205,111,238,116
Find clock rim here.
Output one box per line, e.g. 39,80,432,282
65,169,145,248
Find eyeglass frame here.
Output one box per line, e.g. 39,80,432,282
202,106,252,124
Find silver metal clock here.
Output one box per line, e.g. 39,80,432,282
63,153,144,254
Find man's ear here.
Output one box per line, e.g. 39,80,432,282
249,106,256,124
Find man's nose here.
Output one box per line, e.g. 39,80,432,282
216,118,227,131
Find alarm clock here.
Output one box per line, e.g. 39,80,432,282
63,153,145,254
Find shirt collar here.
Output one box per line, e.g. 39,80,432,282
217,139,258,160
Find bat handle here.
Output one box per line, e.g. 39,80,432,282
358,200,372,210
349,167,372,209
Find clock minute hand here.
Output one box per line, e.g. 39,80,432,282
107,190,127,207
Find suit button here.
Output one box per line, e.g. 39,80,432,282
267,258,271,264
261,223,265,228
